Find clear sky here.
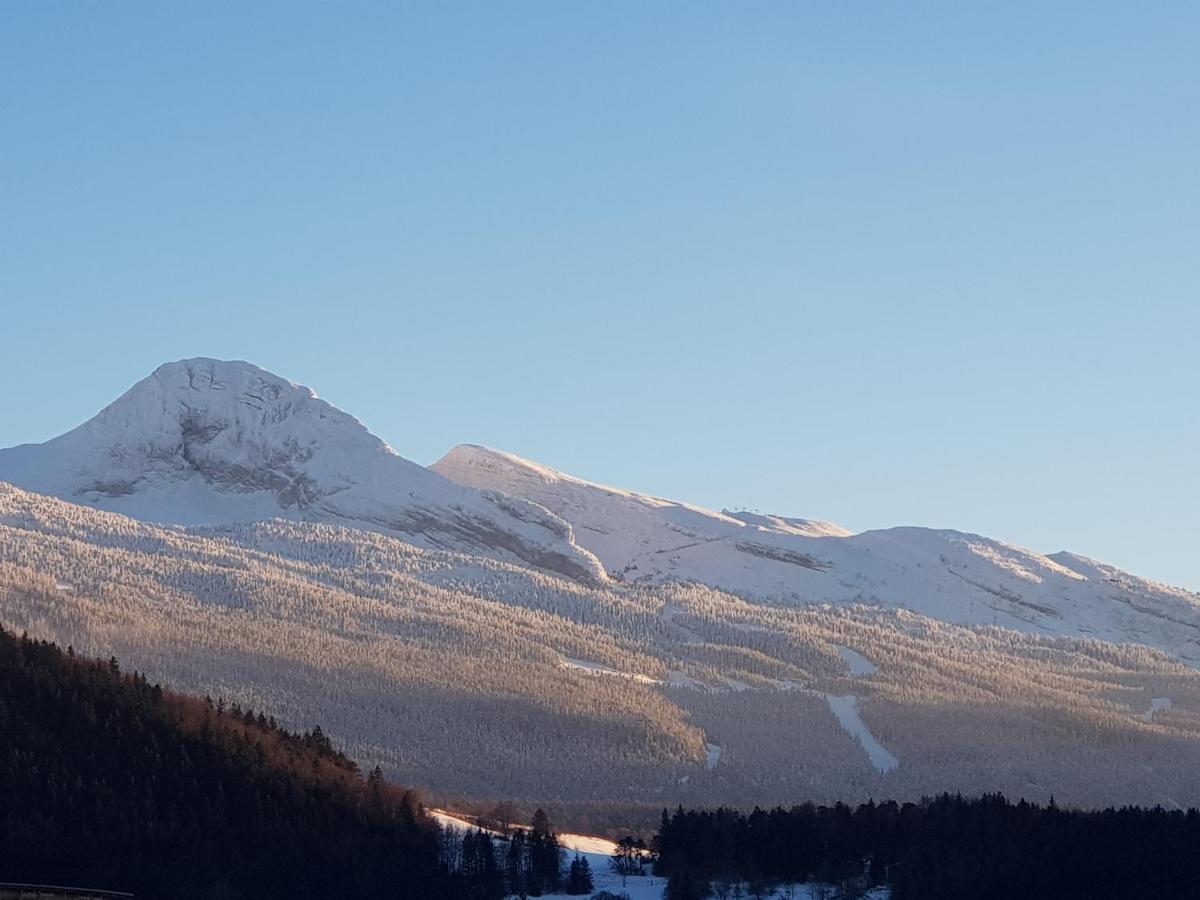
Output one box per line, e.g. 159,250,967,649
2,3,1197,590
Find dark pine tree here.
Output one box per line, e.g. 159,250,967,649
527,808,563,895
564,854,594,894
506,828,529,899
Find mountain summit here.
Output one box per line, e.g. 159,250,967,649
0,358,605,581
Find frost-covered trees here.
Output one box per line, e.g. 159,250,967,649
4,482,1200,819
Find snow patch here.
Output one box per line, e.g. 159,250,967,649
705,742,723,770
823,694,899,774
666,669,709,690
430,809,480,834
1144,698,1173,722
837,645,877,677
561,657,659,685
724,509,854,538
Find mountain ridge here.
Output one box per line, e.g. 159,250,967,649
433,443,1200,664
2,358,1197,666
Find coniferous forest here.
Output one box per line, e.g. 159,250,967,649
655,797,1200,899
7,621,1200,900
0,625,452,899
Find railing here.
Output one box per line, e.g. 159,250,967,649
0,885,133,899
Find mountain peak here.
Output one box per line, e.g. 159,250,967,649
142,357,316,404
26,357,393,506
0,360,605,582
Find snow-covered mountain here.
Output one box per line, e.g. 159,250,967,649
434,444,1200,663
8,479,1200,812
3,358,1197,665
4,360,1200,810
0,359,605,582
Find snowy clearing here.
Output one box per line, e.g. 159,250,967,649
432,809,622,858
665,669,709,690
432,809,667,899
823,695,900,774
837,645,877,677
561,656,659,685
558,831,620,857
535,857,666,900
430,809,483,835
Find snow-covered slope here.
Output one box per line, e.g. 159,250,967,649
433,444,1200,663
0,359,605,582
3,360,1197,663
433,444,853,580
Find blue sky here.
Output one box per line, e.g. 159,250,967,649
2,3,1197,589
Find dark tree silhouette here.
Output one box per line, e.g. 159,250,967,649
655,795,1200,900
564,854,594,894
526,808,563,895
506,829,529,899
0,626,452,899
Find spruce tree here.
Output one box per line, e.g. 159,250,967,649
565,854,594,894
528,808,562,894
507,829,529,899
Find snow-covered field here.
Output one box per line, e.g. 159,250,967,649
536,855,667,900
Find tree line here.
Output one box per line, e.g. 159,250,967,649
442,809,591,899
0,624,620,898
655,794,1200,899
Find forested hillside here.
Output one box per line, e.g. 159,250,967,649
5,483,1200,824
0,626,451,899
